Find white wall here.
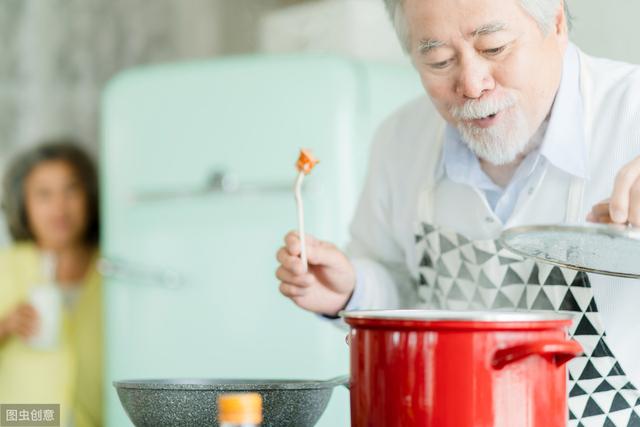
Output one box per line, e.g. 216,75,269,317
259,0,406,62
570,0,640,64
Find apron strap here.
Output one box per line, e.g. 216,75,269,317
565,176,586,223
417,123,446,224
565,50,594,224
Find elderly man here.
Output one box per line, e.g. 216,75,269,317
276,0,640,424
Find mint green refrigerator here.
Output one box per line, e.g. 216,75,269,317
101,54,423,426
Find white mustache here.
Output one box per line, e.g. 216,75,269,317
450,94,517,120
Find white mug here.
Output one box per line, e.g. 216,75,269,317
26,284,62,350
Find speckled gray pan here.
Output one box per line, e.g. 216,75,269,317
113,376,349,427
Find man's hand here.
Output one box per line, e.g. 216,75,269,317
0,303,39,341
275,231,356,316
588,156,640,226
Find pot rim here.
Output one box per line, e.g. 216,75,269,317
340,309,576,323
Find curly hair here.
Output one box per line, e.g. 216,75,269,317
1,139,100,245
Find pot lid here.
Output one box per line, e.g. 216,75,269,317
500,223,640,279
340,309,575,322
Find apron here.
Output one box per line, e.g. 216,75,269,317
413,59,640,427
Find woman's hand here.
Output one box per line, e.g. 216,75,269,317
0,303,39,340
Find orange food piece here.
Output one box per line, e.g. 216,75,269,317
296,149,319,175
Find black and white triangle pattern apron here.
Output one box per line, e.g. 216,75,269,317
411,45,640,423
415,224,640,426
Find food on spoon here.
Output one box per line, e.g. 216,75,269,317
296,149,319,175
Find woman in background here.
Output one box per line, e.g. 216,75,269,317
0,140,102,427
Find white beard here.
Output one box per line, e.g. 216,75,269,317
450,93,532,165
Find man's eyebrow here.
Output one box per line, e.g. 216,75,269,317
471,21,507,37
417,22,507,55
418,39,446,55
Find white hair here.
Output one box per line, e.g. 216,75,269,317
383,0,572,52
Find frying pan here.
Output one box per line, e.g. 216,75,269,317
114,376,348,427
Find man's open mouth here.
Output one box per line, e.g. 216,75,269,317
465,111,502,128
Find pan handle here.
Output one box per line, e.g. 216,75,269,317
491,339,583,370
324,375,350,390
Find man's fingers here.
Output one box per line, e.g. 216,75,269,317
590,200,610,217
610,163,640,223
306,240,343,267
275,267,313,288
628,181,640,226
284,231,301,256
591,214,614,224
283,232,333,269
284,230,318,245
276,248,307,275
587,199,614,223
279,282,309,298
276,246,295,265
284,231,320,256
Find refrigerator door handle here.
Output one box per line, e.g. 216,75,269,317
133,170,307,202
98,257,185,289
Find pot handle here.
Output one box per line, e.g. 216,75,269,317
491,339,583,370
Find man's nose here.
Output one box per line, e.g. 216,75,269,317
455,57,495,99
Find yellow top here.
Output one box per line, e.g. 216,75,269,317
0,243,103,427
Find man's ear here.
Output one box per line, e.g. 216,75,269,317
555,1,568,39
553,1,569,49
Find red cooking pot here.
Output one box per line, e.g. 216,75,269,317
342,310,582,427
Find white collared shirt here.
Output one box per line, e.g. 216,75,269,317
440,44,588,223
